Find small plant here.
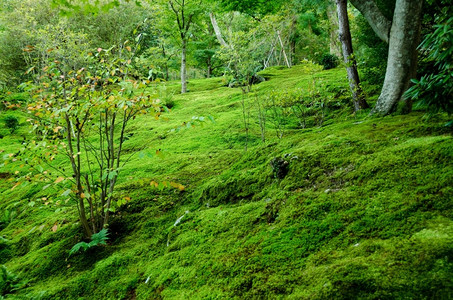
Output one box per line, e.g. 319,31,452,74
0,209,16,230
69,228,109,256
254,93,267,143
320,53,339,70
18,42,162,238
159,85,176,109
3,115,19,133
0,265,25,296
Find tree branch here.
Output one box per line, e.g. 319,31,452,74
349,0,391,43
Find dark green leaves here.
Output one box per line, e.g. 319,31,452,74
69,228,109,255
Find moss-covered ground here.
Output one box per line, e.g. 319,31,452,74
0,63,452,299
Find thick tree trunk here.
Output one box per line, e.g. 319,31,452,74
336,0,369,111
181,38,187,94
372,0,422,115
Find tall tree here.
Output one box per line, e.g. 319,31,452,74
166,0,203,93
350,0,423,115
335,0,368,111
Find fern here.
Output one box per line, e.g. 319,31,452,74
69,228,109,256
0,265,25,296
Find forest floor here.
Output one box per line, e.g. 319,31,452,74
1,63,452,299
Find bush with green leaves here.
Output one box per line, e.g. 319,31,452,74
3,115,19,133
320,54,339,70
69,228,109,256
405,16,453,115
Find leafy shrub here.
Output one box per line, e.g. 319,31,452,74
3,115,19,133
405,16,453,115
4,92,28,104
69,229,109,256
320,54,339,70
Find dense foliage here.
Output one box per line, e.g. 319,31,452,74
406,15,453,115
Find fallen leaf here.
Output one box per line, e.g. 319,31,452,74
55,176,64,184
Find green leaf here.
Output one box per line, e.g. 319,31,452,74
61,189,72,197
69,242,89,256
108,170,118,180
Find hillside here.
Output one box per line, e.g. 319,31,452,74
1,63,452,299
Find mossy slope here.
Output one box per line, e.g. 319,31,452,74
0,63,452,299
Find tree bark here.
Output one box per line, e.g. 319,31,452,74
350,0,423,115
336,0,369,111
169,0,196,94
372,0,422,115
277,31,291,68
349,0,391,43
210,12,229,48
181,37,187,93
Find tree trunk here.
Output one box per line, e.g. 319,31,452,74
207,57,212,78
277,31,291,68
349,0,391,43
181,38,187,94
372,0,422,115
162,44,169,81
350,0,423,115
210,12,229,48
336,0,369,111
327,2,342,58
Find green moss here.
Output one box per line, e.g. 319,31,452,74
1,62,452,299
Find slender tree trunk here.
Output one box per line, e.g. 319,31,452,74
207,56,212,78
210,12,229,48
277,31,291,68
336,0,369,111
181,37,187,93
372,0,422,115
162,44,170,81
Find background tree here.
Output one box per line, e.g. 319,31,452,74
162,0,204,93
335,0,368,111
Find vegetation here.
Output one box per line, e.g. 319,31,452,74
0,0,452,299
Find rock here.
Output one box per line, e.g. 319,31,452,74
270,157,290,179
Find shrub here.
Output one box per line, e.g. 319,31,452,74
3,115,19,133
405,16,453,115
320,54,339,70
